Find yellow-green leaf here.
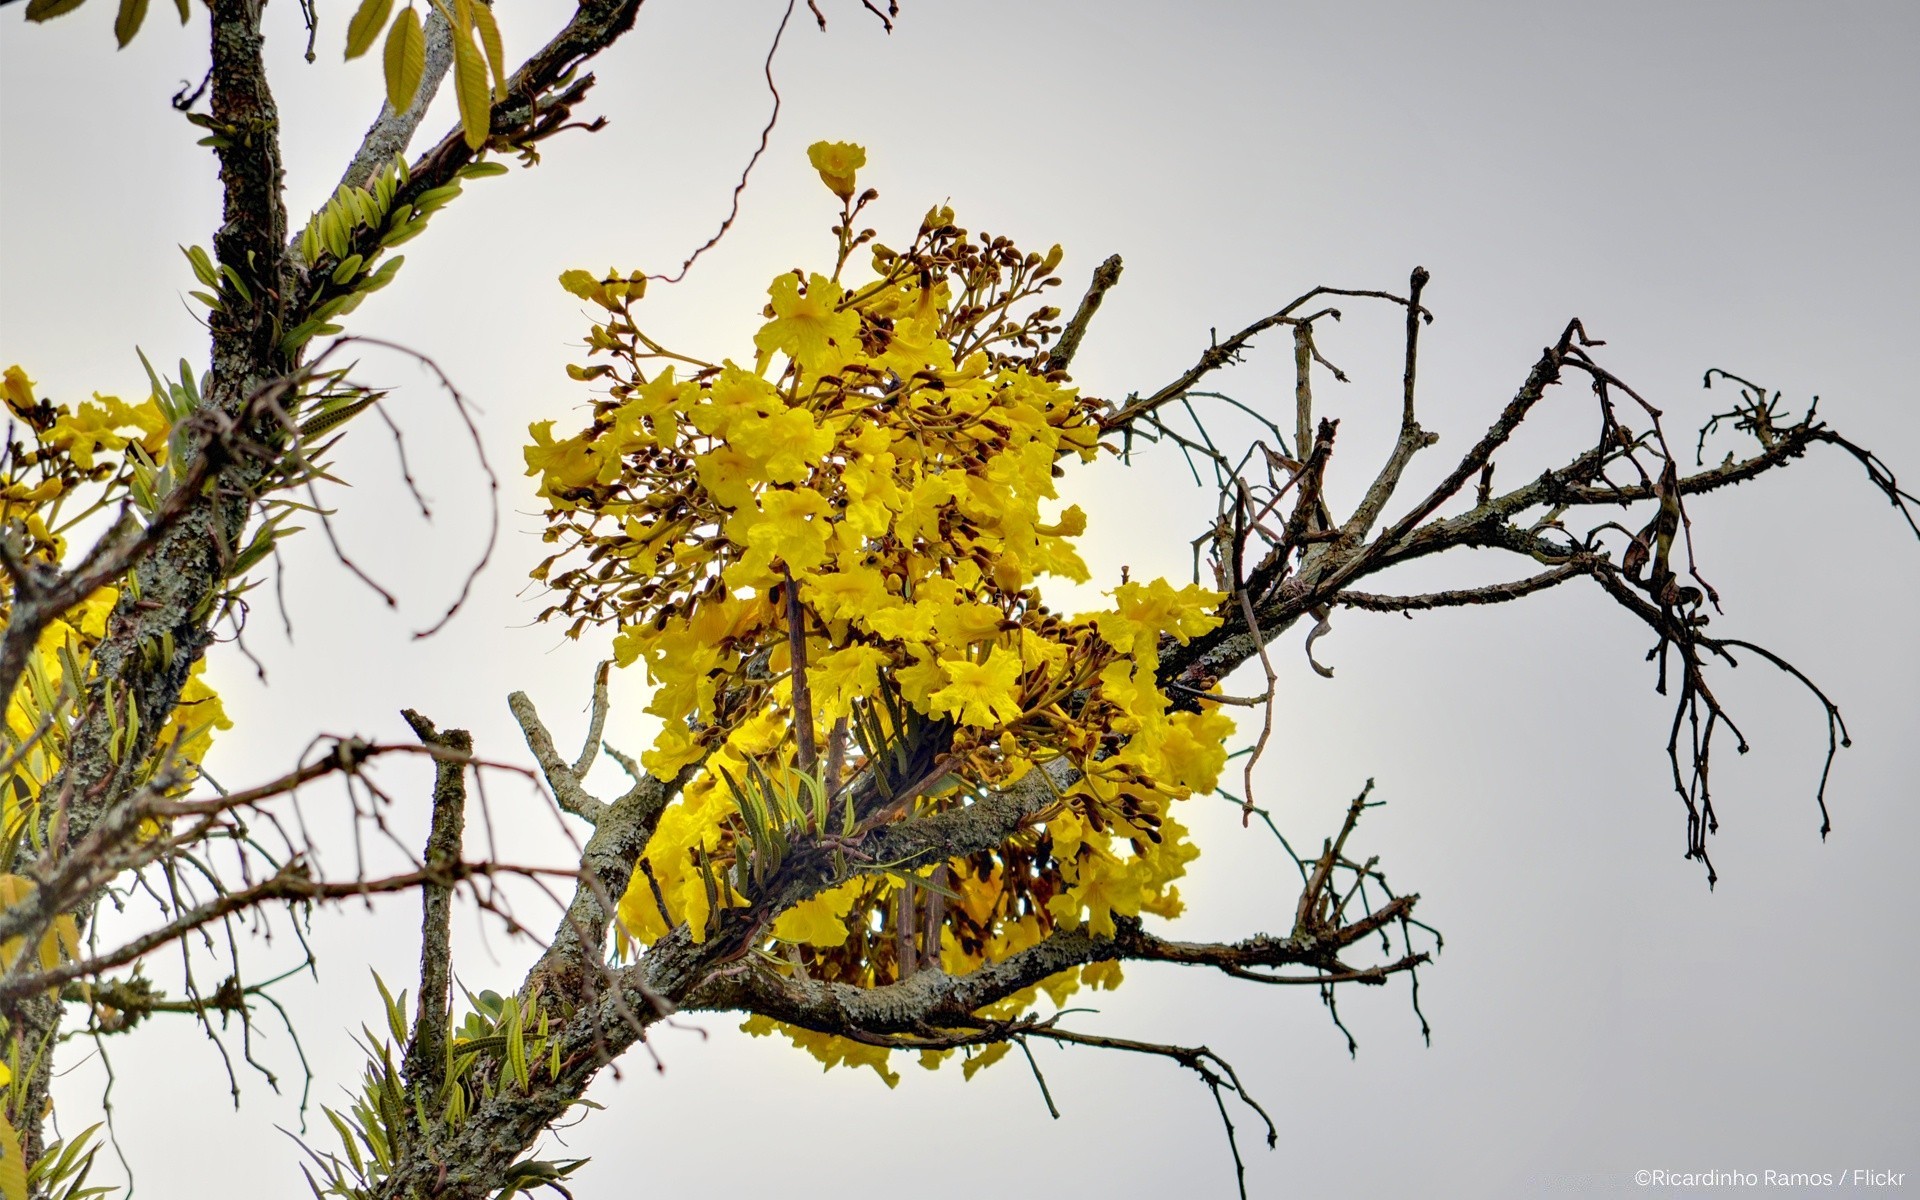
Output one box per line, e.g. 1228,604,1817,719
181,243,218,287
382,6,426,113
112,0,148,46
173,0,187,22
0,1112,24,1200
470,0,507,99
344,0,393,60
447,20,491,150
24,0,88,22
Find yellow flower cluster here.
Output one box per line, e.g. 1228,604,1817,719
2,365,233,842
528,146,1232,1078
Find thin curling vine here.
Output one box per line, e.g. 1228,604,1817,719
527,143,1235,1083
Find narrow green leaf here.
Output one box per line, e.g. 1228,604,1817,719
359,254,407,294
343,0,392,60
504,998,528,1090
349,185,380,228
323,1108,362,1176
382,6,425,113
380,219,427,248
112,0,147,46
320,208,350,260
24,0,88,23
372,972,408,1046
218,263,252,303
447,20,491,150
469,0,506,99
180,244,217,287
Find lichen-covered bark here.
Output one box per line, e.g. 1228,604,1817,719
12,0,296,1160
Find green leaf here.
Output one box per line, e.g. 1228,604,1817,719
359,254,407,294
446,14,491,150
177,358,202,409
380,220,428,248
319,207,350,260
409,181,463,217
503,997,528,1090
343,0,392,60
181,244,217,287
330,253,364,285
469,0,506,99
372,971,408,1046
382,6,425,113
298,394,380,439
24,0,88,22
459,161,509,178
218,263,253,304
112,0,147,47
348,185,380,229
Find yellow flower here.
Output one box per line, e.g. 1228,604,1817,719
1093,578,1226,655
729,404,834,484
1047,853,1143,940
894,645,949,711
803,567,894,621
694,444,761,509
642,720,707,777
729,486,833,585
1159,707,1236,793
754,273,860,373
2,365,48,429
808,643,889,719
928,646,1025,728
741,1014,899,1087
524,420,607,505
45,394,167,471
770,880,862,947
610,367,692,450
806,140,866,200
688,364,782,439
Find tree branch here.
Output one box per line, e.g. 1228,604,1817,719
398,709,470,1103
1046,253,1123,374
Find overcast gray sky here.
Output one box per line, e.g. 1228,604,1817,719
3,3,1916,1197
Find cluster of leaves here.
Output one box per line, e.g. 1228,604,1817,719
526,145,1239,1081
283,153,510,358
22,0,507,154
18,0,191,50
343,0,508,151
300,976,581,1199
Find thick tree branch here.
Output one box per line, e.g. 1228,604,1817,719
399,710,470,1103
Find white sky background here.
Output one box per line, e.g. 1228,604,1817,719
3,2,1917,1196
